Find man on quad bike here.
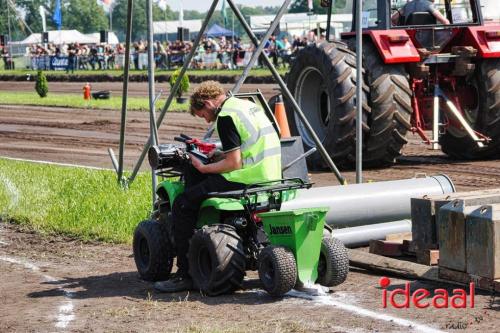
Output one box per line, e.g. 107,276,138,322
391,0,450,25
154,81,282,292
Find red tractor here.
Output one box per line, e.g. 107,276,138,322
285,0,500,169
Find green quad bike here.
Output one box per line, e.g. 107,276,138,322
132,137,349,297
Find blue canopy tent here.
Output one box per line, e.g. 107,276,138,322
205,24,237,38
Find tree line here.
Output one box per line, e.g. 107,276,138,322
0,0,345,42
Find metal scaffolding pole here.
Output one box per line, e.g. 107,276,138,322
119,0,344,186
231,0,291,94
355,0,363,183
126,0,220,185
146,0,158,204
227,0,345,184
117,0,134,185
326,0,333,41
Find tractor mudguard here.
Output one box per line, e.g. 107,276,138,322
464,26,500,58
156,180,184,208
368,30,420,64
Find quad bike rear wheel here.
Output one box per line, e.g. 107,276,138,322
188,224,246,296
133,219,174,281
258,245,297,297
440,59,500,159
285,42,369,169
316,236,349,287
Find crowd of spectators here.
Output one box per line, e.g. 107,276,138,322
27,42,120,72
5,31,322,72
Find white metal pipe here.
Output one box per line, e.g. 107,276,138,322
282,175,455,227
445,100,484,148
433,93,440,150
332,220,411,248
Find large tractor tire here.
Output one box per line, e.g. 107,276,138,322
258,245,297,297
285,42,369,170
188,224,246,296
440,59,500,159
361,42,413,167
133,219,174,281
316,236,349,287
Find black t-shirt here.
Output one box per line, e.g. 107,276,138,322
403,0,435,17
217,115,241,153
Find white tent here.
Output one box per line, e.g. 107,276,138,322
14,30,96,45
85,32,120,45
250,13,353,38
152,19,202,35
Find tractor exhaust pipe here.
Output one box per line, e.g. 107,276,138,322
282,174,455,227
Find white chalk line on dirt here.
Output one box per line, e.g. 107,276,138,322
1,156,113,171
0,172,20,210
286,290,445,333
0,255,76,330
0,173,18,248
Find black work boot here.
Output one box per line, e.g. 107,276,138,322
154,273,193,293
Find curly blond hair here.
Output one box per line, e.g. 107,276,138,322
189,81,225,115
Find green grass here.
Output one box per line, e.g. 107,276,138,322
0,91,189,112
0,158,152,243
0,67,286,77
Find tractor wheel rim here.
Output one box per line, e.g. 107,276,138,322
294,66,330,148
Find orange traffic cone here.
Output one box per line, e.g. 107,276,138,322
274,95,291,138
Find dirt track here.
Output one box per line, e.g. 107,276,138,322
1,104,499,189
1,102,500,332
0,81,280,99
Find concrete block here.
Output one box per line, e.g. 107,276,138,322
466,205,500,279
438,200,482,272
411,189,500,252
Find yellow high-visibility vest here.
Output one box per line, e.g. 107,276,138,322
216,97,281,184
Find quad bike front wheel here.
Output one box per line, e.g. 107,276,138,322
440,59,500,159
258,245,297,297
316,236,349,287
188,224,246,296
133,219,174,281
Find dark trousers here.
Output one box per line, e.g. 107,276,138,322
172,166,245,276
66,56,75,73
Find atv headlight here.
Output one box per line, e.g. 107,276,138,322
148,145,162,169
148,144,184,170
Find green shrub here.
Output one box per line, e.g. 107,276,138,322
35,70,48,97
169,69,190,98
